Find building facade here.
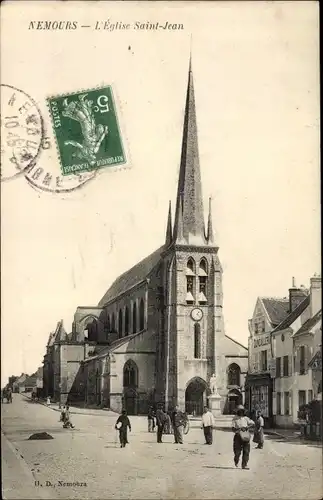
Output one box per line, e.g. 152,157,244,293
42,61,248,415
247,275,322,428
273,275,322,427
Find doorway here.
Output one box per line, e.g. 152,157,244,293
185,377,207,416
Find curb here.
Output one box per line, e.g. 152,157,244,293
22,395,116,417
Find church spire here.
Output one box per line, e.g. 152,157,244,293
207,197,214,244
165,201,173,246
173,54,206,245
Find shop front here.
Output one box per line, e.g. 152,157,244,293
245,373,273,427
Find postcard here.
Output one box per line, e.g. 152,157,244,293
1,1,321,499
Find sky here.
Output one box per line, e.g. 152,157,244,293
1,1,320,386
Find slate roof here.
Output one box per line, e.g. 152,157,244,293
272,295,310,333
292,309,322,337
98,246,164,306
261,297,290,326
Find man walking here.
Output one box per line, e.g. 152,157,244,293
115,409,131,448
201,406,215,444
172,405,186,444
155,404,167,443
231,405,255,469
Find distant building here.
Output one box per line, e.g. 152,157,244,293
42,60,248,415
12,373,29,393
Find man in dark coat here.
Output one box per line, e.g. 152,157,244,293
115,410,131,448
155,404,167,443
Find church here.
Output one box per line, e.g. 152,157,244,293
43,60,248,415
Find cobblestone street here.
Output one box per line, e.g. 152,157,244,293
2,395,322,499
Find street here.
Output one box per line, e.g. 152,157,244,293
1,395,322,500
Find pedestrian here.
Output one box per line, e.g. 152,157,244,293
201,405,215,444
155,404,167,443
147,406,155,433
46,396,51,406
254,410,265,449
63,405,75,429
231,405,255,469
115,409,131,448
60,405,67,423
172,405,186,444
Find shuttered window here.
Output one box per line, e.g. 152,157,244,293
283,356,289,377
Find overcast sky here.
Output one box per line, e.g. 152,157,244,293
1,1,320,385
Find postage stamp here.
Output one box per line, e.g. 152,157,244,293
47,86,126,176
1,84,44,181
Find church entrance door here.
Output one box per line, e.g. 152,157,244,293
185,377,207,416
124,389,138,415
225,389,243,414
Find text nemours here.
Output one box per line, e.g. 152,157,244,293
35,480,87,487
29,20,184,31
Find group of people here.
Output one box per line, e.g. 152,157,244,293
115,403,265,471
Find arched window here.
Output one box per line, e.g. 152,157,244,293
132,302,137,334
84,317,98,341
118,309,123,338
123,360,138,387
228,363,241,387
139,299,145,331
111,312,116,333
125,307,129,336
186,258,196,304
106,315,110,332
198,258,208,304
194,323,201,359
187,258,195,274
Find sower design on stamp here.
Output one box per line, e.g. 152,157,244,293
47,87,126,176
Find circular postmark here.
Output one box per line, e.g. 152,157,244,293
1,84,97,194
23,143,97,195
1,84,44,181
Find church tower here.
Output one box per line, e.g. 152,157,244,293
159,58,226,412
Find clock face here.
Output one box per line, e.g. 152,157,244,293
191,308,203,321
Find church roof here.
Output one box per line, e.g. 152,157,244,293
260,297,290,326
225,334,248,352
98,246,164,306
272,295,310,333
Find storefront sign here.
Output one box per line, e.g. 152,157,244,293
253,334,270,349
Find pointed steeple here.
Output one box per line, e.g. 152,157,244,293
173,54,206,245
165,201,173,246
207,197,214,244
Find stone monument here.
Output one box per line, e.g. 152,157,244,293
208,373,222,417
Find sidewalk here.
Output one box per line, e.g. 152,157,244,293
1,432,54,500
264,428,302,440
22,394,117,417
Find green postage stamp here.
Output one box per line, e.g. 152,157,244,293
47,86,126,175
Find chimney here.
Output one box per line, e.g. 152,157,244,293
289,277,307,312
310,273,321,317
